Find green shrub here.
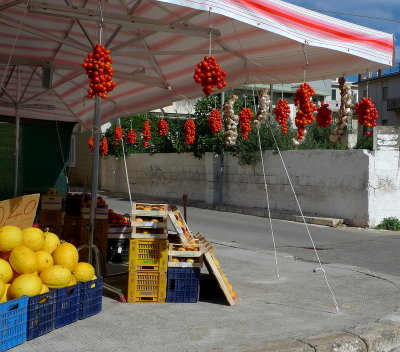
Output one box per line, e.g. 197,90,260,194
374,217,400,231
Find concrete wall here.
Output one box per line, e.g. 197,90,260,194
93,150,400,228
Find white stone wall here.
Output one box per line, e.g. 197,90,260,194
95,150,400,227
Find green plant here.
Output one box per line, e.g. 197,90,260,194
355,135,373,150
374,217,400,231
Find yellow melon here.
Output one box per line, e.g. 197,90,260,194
22,227,45,251
42,231,60,254
52,243,79,271
35,251,54,273
68,275,77,287
40,265,72,289
9,274,43,299
72,262,95,282
9,245,37,274
0,283,10,303
40,284,50,294
0,226,23,251
90,274,98,288
0,279,5,300
0,259,13,283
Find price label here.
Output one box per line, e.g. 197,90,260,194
0,194,40,229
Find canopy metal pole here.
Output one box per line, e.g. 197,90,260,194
13,107,20,197
89,95,102,264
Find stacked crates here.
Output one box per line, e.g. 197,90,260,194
128,203,168,303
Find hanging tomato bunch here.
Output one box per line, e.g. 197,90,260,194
87,136,94,153
184,120,196,145
113,126,124,145
274,99,290,134
157,120,169,136
142,119,152,147
294,83,317,141
355,97,378,135
316,103,333,128
82,43,116,99
239,108,253,139
193,56,227,96
126,128,137,145
99,137,108,156
208,109,222,133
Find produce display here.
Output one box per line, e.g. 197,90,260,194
274,99,290,134
330,77,352,143
239,107,253,139
193,56,227,96
0,225,96,301
82,43,116,99
316,103,333,128
113,126,124,146
355,97,378,136
126,128,137,145
184,120,196,145
223,95,239,146
108,209,130,225
142,119,152,147
157,120,169,136
253,88,270,127
293,83,317,145
208,108,223,133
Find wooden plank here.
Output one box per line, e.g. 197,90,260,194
195,232,239,306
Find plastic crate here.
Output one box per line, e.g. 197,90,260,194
80,278,103,319
166,268,200,303
0,296,28,351
129,239,168,272
55,284,81,328
27,290,57,340
128,271,166,303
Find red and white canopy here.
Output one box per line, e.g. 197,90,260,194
0,0,394,127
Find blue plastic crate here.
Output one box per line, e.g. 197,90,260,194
27,290,56,340
0,296,28,351
55,284,81,329
79,278,103,319
166,268,200,303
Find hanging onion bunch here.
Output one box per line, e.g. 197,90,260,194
223,95,239,146
253,88,270,127
329,77,352,143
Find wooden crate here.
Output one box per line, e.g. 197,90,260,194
62,215,81,245
132,202,168,217
39,210,63,228
41,196,63,211
168,207,194,243
131,207,168,240
168,242,204,268
81,206,108,219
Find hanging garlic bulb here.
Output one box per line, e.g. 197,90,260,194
224,95,239,146
253,88,270,126
329,77,353,143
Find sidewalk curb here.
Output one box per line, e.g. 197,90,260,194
241,314,400,352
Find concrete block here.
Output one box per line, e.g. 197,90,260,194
350,322,400,352
304,331,366,352
239,338,314,352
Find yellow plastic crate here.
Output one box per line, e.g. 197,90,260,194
129,239,168,272
127,271,167,303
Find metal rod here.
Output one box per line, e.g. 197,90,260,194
13,107,20,197
183,194,188,221
89,95,102,264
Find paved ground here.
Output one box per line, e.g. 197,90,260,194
11,195,400,352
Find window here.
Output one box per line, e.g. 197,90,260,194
68,135,76,167
382,87,389,100
331,89,336,100
382,119,388,126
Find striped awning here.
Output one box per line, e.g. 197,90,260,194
0,0,394,127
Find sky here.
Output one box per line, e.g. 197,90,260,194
285,0,400,69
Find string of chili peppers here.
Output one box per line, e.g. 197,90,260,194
193,56,227,96
316,103,333,128
99,137,108,156
239,107,253,139
208,109,222,133
355,97,378,136
294,83,317,141
113,125,124,145
87,136,94,153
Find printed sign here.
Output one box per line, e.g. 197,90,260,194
0,194,40,229
373,126,400,151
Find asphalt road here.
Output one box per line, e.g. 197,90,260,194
104,195,400,277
